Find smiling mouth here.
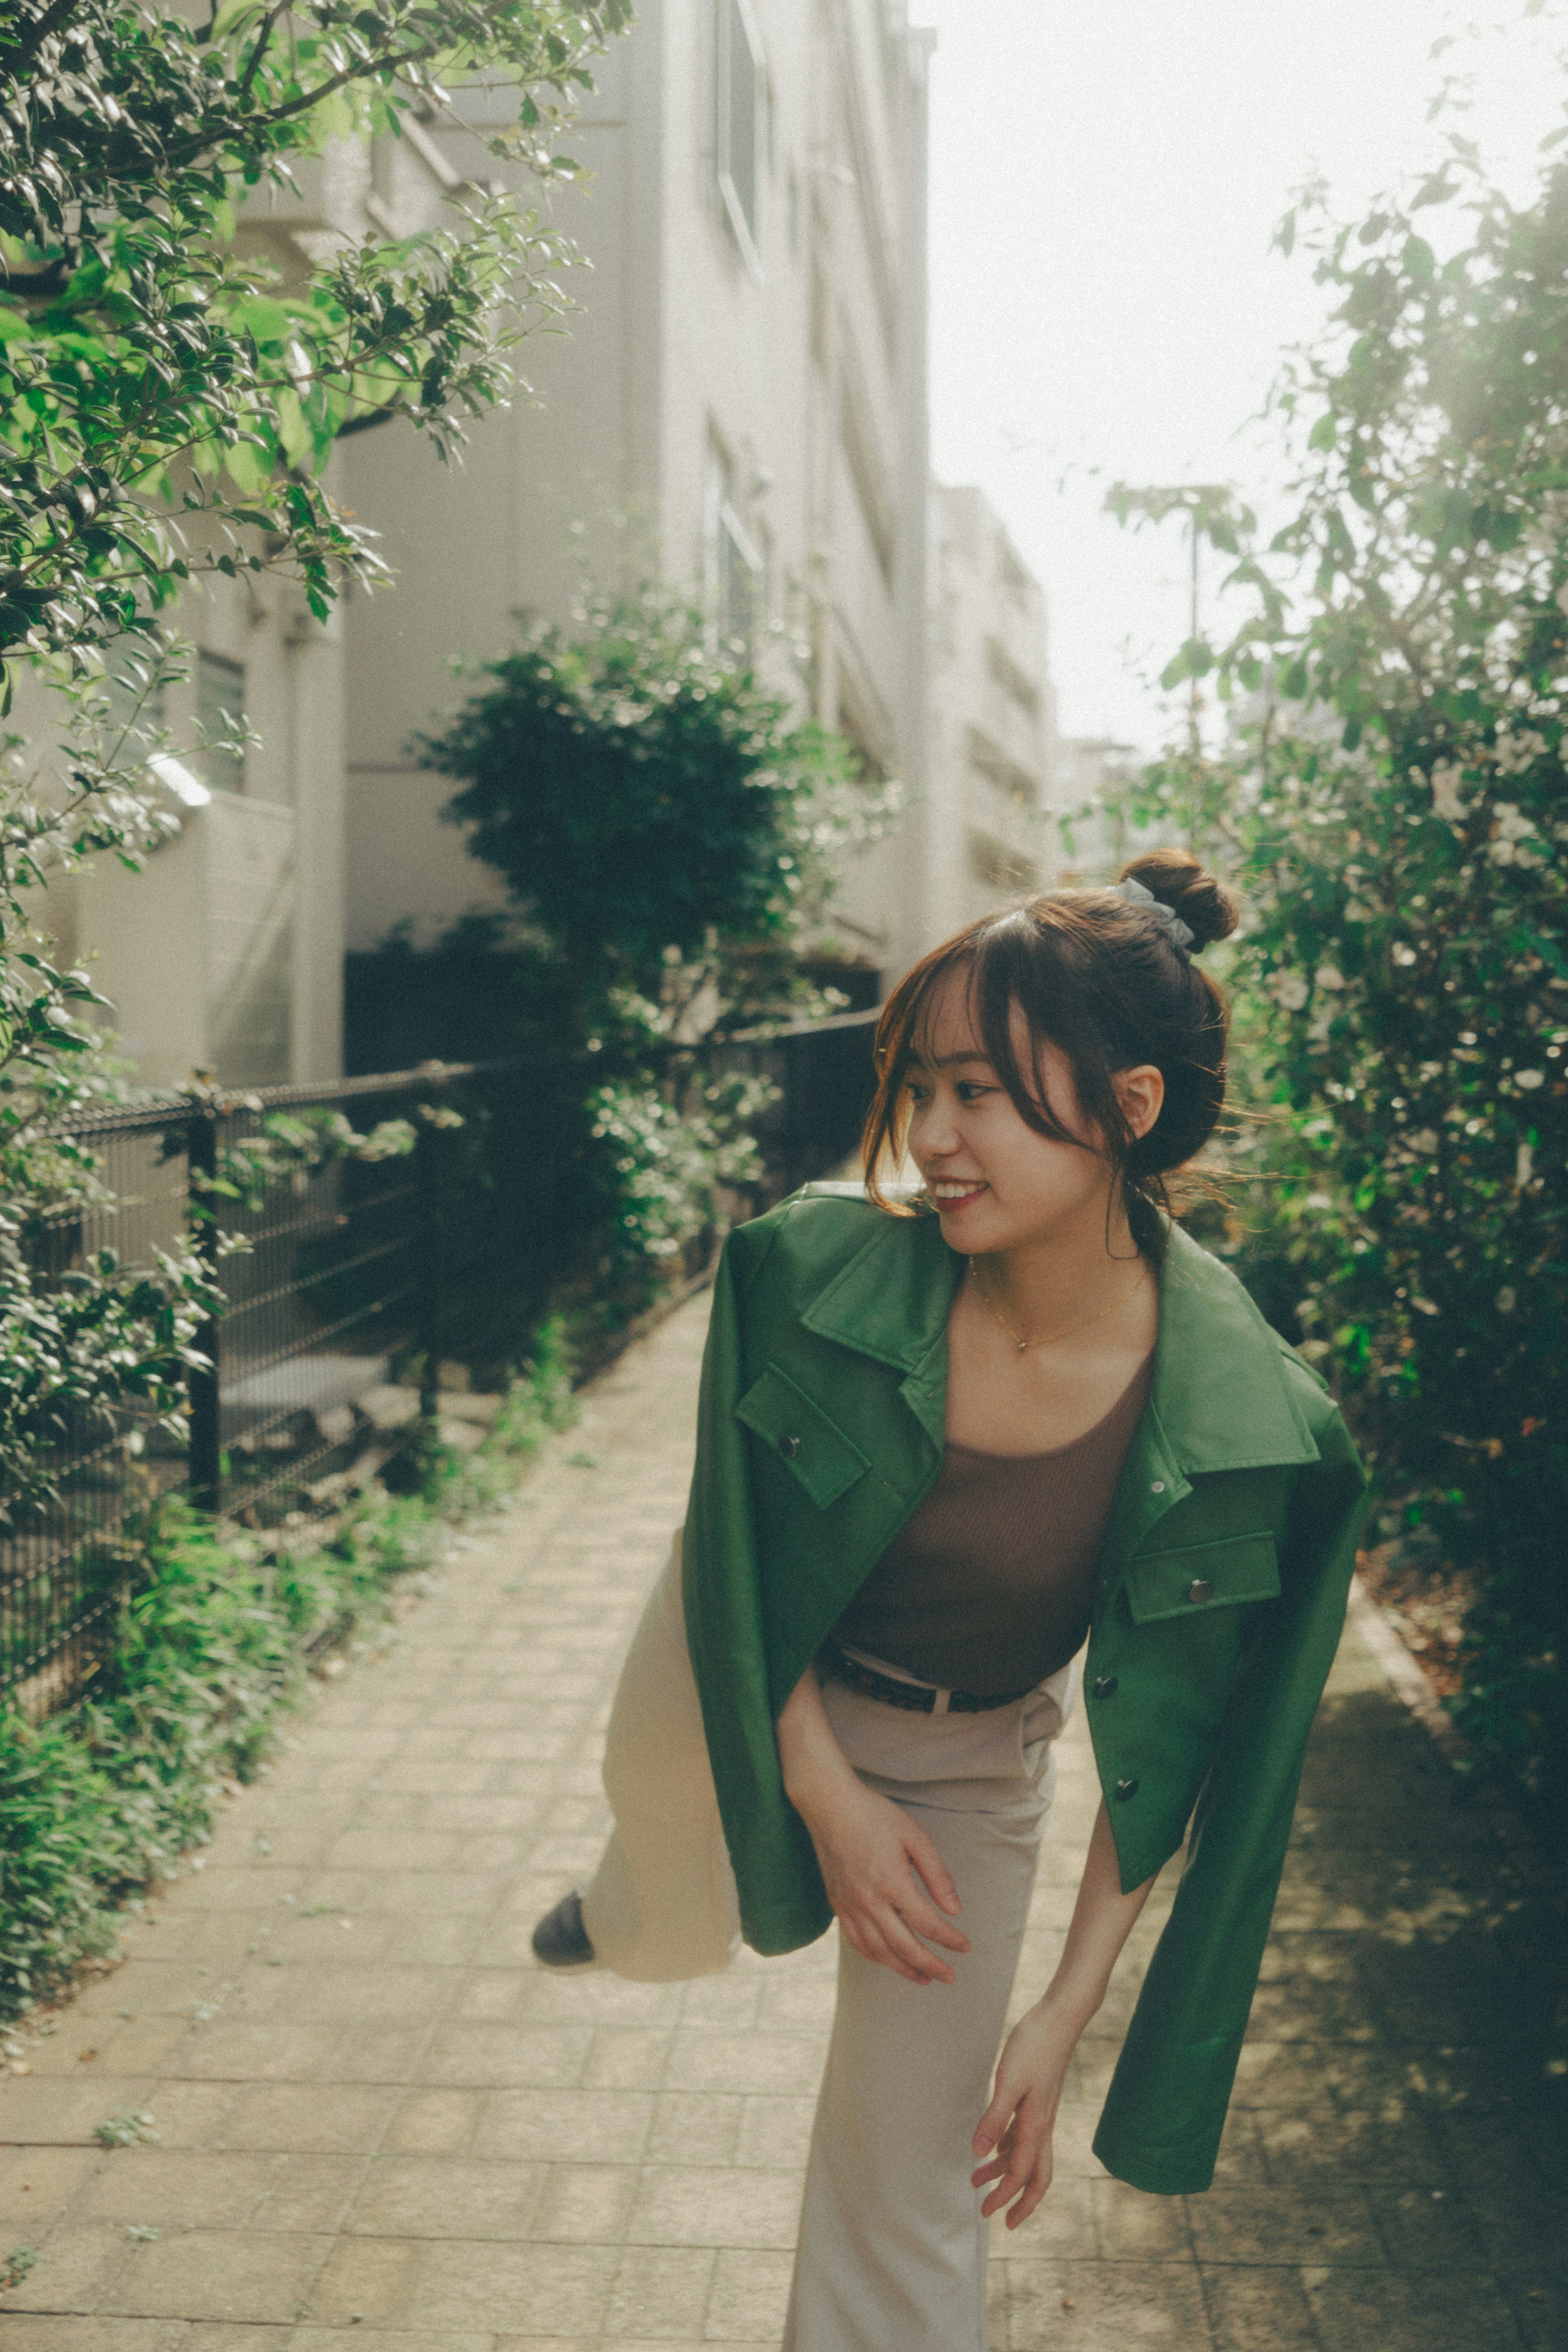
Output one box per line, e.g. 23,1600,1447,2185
928,1180,988,1205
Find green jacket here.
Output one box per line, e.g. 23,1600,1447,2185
681,1184,1369,2196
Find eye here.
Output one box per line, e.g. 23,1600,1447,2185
955,1081,994,1103
904,1078,931,1104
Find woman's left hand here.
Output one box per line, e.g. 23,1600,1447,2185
969,1996,1083,2228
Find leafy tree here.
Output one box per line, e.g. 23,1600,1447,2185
1109,115,1568,1817
420,589,896,1026
0,0,630,1527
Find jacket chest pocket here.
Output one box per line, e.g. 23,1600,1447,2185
1125,1530,1280,1625
736,1362,871,1512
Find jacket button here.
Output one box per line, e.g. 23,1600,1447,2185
779,1434,801,1459
1187,1578,1214,1605
1114,1776,1139,1801
1093,1674,1118,1700
1150,1480,1165,1494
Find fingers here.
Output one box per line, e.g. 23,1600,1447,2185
970,2098,1053,2227
971,2086,1013,2160
862,1902,958,1984
903,1819,963,1919
896,1877,970,1956
838,1912,946,1986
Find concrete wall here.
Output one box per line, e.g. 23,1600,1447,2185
342,0,935,988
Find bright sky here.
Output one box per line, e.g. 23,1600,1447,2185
908,0,1566,757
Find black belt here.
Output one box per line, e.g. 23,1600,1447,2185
820,1636,1033,1715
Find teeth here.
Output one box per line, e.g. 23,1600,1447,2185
931,1182,984,1198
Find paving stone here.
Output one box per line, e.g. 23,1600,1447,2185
1185,2183,1388,2269
702,2247,795,2341
1305,2265,1528,2351
626,2164,802,2251
603,2243,715,2336
403,2238,619,2331
346,2152,547,2240
1003,2255,1212,2346
1197,2263,1322,2351
97,2225,332,2321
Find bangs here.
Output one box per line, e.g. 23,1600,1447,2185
861,912,1094,1207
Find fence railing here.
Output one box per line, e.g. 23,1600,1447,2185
2,1008,881,1718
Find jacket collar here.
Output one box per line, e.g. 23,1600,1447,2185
796,1197,1320,1476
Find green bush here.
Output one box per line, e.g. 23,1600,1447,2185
1106,116,1568,1827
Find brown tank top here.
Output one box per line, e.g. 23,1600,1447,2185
833,1359,1153,1695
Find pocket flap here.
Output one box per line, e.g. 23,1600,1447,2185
735,1363,870,1512
1126,1531,1280,1625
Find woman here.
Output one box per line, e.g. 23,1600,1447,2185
532,852,1368,2352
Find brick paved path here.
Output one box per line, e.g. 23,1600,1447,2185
2,1290,1564,2351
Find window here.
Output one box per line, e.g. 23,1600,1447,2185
195,651,248,791
716,0,763,272
704,437,761,651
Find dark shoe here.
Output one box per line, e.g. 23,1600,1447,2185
531,1889,597,1971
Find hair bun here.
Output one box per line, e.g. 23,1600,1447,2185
1117,849,1238,954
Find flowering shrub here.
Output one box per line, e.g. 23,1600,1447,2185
1110,125,1568,1819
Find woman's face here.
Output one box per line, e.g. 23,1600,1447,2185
900,970,1162,1257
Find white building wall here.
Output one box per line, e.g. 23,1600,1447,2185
24,542,345,1089
342,0,935,989
925,482,1059,938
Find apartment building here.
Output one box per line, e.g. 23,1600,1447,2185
342,0,939,990
922,482,1059,939
29,562,344,1091
42,135,383,1090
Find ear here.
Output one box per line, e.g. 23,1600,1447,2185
1114,1063,1164,1141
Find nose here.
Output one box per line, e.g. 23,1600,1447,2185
912,1099,963,1161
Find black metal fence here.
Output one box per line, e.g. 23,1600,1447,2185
2,1011,880,1718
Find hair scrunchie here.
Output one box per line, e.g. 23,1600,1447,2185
1111,875,1195,954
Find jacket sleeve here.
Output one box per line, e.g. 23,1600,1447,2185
1092,1408,1369,2194
681,1224,832,1957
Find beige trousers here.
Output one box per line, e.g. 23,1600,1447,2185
780,1664,1069,2352
579,1535,1073,2351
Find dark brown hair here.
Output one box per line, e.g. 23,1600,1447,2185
862,848,1239,1257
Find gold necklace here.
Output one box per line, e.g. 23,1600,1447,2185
968,1258,1149,1355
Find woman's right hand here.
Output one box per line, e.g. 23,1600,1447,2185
776,1659,969,1985
793,1768,969,1985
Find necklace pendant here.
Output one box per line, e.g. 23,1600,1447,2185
1017,1339,1029,1353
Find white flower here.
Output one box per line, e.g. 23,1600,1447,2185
1429,761,1467,823
1515,1068,1545,1090
1493,730,1548,778
1392,944,1418,967
1271,972,1310,1012
1494,801,1538,842
1497,1285,1518,1313
1315,964,1346,991
1408,1129,1439,1154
